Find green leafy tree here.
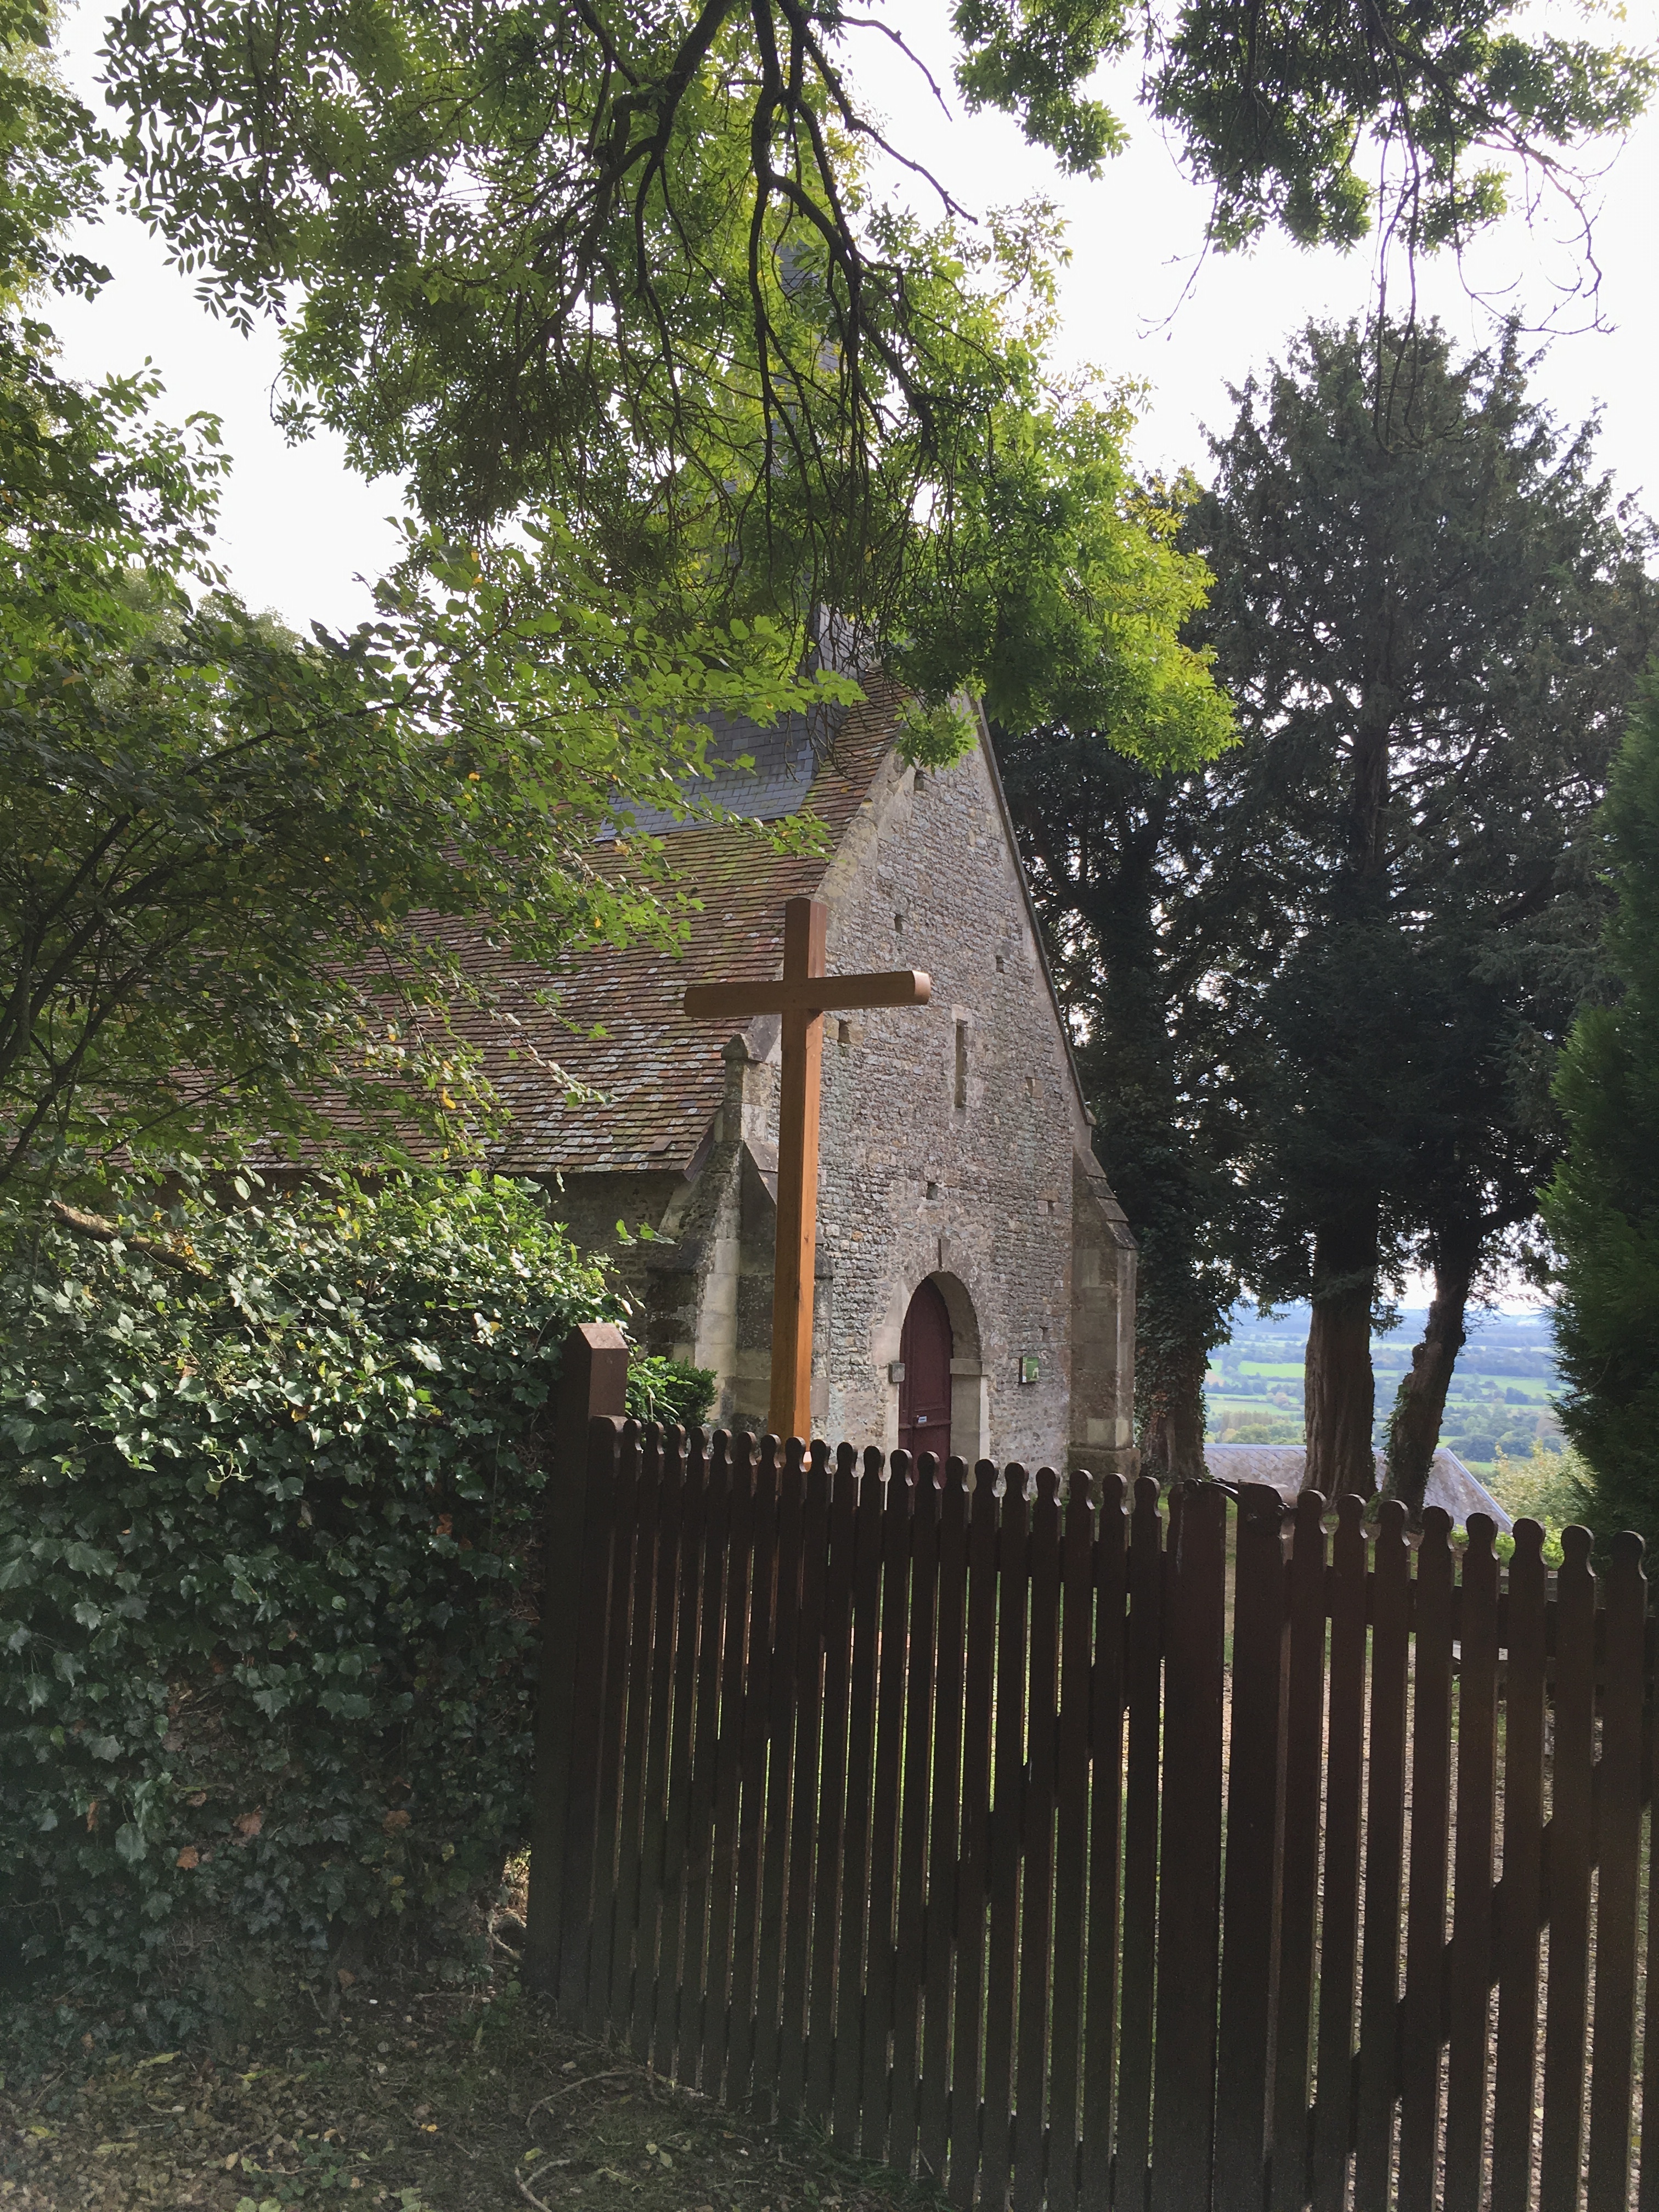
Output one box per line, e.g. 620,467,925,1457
1543,686,1659,1543
997,736,1249,1483
1186,318,1653,1502
92,0,1651,658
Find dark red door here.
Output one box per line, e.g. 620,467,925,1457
898,1277,952,1466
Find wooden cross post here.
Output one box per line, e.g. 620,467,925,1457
684,895,930,1440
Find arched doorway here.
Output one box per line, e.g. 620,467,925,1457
898,1277,953,1465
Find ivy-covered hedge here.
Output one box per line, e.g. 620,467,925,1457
0,1172,622,2022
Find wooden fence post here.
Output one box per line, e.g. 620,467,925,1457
523,1321,629,1999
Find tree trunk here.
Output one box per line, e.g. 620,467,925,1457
1302,1212,1380,1499
1138,1335,1211,1487
1383,1226,1480,1522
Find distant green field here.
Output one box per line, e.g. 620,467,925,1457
1204,1301,1563,1471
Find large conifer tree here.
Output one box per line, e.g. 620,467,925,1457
1543,687,1659,1541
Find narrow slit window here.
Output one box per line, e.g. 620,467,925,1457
954,1020,968,1109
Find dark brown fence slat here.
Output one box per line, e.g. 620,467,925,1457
1048,1471,1099,2212
981,1466,1032,2211
1270,1489,1330,2212
584,1419,645,2036
752,1438,806,2108
651,1426,711,2075
1014,1468,1064,2212
778,1439,832,2118
1540,1525,1596,2212
1215,1482,1287,2212
1444,1515,1500,2212
889,1452,941,2179
557,1415,626,2024
725,1435,781,2106
1080,1471,1128,2212
918,1456,969,2188
1117,1472,1165,2212
1641,1672,1659,2212
631,1425,686,2061
1150,1479,1227,2212
947,1462,1001,2211
1399,1507,1455,2212
699,1433,757,2100
1355,1500,1412,2207
859,1453,915,2162
831,1448,888,2145
1310,1493,1368,2212
1587,1529,1647,2209
675,1429,734,2074
1491,1515,1548,2212
806,1444,860,2123
608,1423,664,2035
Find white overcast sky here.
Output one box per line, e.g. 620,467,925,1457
48,0,1659,637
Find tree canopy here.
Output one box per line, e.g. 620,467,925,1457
88,0,1653,662
1543,685,1659,1544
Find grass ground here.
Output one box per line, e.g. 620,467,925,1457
0,1965,944,2212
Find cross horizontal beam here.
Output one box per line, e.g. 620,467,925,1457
682,969,932,1020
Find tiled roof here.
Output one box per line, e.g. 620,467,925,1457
1201,1444,1514,1531
442,687,899,1176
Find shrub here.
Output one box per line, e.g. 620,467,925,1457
0,1171,619,2025
625,1353,717,1431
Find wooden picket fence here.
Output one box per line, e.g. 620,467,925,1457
524,1402,1657,2212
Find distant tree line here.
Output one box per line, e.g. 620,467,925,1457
999,314,1657,1517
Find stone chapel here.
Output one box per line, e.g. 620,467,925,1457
481,681,1139,1478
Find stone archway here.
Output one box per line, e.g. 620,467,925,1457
890,1271,986,1467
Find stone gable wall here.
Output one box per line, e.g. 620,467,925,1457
795,738,1091,1468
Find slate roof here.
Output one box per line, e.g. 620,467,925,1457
1201,1444,1513,1531
452,686,899,1177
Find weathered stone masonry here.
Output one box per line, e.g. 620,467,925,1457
515,697,1137,1477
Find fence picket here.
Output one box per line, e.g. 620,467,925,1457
1013,1467,1064,2212
859,1452,916,2162
1310,1493,1368,2212
725,1434,780,2104
947,1461,1002,2210
805,1443,860,2123
1215,1481,1287,2212
1399,1507,1456,2212
1116,1474,1165,2209
1079,1472,1128,2212
584,1419,644,2037
1150,1479,1227,2212
918,1456,969,2188
1491,1515,1549,2212
1540,1526,1596,2212
752,1436,806,2106
608,1422,664,2036
631,1424,686,2061
1355,1499,1412,2207
1270,1489,1330,2212
889,1452,941,2177
981,1466,1032,2209
557,1415,625,2024
830,1447,887,2142
777,1440,832,2117
699,1432,757,2100
1588,1529,1647,2208
1046,1470,1099,2212
1444,1515,1499,2212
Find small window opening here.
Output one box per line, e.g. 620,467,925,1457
837,1019,852,1045
995,953,1005,973
895,911,905,934
926,1179,939,1200
954,1021,968,1109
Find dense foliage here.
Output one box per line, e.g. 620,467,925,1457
90,0,1651,658
0,1172,619,2022
1001,320,1655,1496
1543,686,1659,1544
1184,319,1653,1505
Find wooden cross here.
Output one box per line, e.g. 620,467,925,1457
684,895,930,1441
